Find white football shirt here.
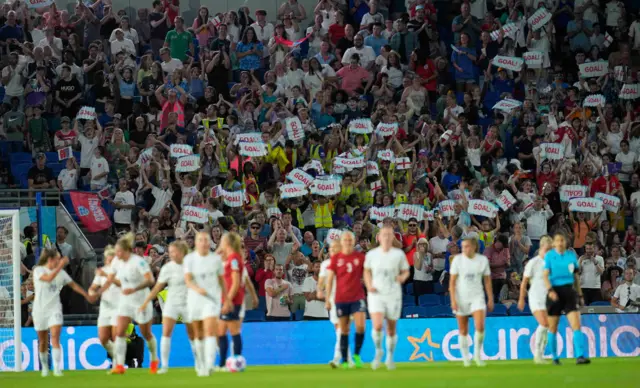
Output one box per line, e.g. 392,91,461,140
450,254,490,300
523,256,547,300
158,261,188,306
112,254,151,304
33,265,72,315
364,247,409,296
183,251,224,301
319,259,335,302
92,265,120,311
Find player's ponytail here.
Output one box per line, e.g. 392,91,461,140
116,232,135,252
37,248,60,266
103,244,115,258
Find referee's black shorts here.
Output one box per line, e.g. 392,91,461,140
546,285,579,316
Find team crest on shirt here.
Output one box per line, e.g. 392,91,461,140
337,259,344,267
354,259,360,266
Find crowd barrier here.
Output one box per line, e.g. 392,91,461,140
1,314,638,371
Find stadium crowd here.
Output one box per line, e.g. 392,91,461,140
2,0,640,325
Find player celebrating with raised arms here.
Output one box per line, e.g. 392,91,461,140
543,233,591,365
217,232,245,371
101,233,159,375
89,245,120,362
449,237,493,367
518,235,553,364
364,226,410,370
33,248,96,376
184,232,226,376
325,232,367,369
139,240,193,374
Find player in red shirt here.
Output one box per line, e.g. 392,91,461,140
325,232,366,369
217,232,245,370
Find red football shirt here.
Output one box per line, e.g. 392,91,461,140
223,252,245,306
327,251,365,303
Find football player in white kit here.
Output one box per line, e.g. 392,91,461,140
364,226,410,370
32,248,96,376
89,245,120,362
449,237,494,367
184,232,226,376
518,235,552,364
139,240,194,374
100,233,159,375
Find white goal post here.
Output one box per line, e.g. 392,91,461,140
0,210,22,372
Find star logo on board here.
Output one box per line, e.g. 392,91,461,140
407,328,441,361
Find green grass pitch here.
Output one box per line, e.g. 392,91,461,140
1,358,638,388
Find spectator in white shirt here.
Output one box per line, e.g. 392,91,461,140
342,34,376,69
54,226,74,259
2,52,27,108
38,28,63,61
359,1,384,31
523,196,554,252
110,29,137,61
89,146,109,190
630,14,640,50
160,47,183,76
109,179,136,231
302,261,327,320
139,166,174,217
108,17,140,47
579,242,605,306
250,10,275,58
57,157,79,191
611,268,640,312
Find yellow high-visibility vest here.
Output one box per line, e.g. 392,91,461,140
314,203,333,228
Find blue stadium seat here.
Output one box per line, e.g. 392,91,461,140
294,309,304,321
258,296,267,311
405,283,414,295
418,294,441,307
45,152,59,162
433,282,446,294
432,313,454,318
49,162,66,177
441,294,451,306
509,304,531,316
425,305,452,317
0,141,23,162
12,163,32,188
9,152,32,165
243,310,265,322
488,304,508,316
589,301,610,307
403,306,427,318
403,294,415,306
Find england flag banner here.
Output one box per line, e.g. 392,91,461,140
614,66,626,82
594,192,620,212
492,56,524,72
326,228,343,243
310,178,341,196
490,23,518,40
335,156,365,169
239,142,268,157
210,185,223,198
583,94,606,107
619,84,640,100
496,190,516,211
540,143,565,160
440,130,454,142
287,168,314,186
523,51,543,68
348,118,373,134
528,7,551,31
234,132,263,144
222,190,244,207
369,206,396,221
376,122,398,137
395,157,412,170
182,206,209,224
569,197,604,213
493,99,523,112
285,117,305,141
377,149,395,161
170,143,193,158
303,160,324,174
137,148,154,167
438,200,456,217
175,155,200,172
579,61,608,78
468,200,499,218
57,146,73,161
280,183,308,198
397,204,424,221
76,106,96,120
559,185,588,202
370,180,383,191
366,161,380,176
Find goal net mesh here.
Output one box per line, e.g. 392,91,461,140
0,214,18,371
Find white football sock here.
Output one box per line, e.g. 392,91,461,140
147,335,158,362
535,326,548,358
189,339,197,368
333,329,341,362
385,335,398,362
474,332,485,362
104,340,114,357
114,336,126,366
459,335,470,362
51,346,62,373
160,336,171,369
39,351,49,371
194,339,204,371
205,337,217,371
371,330,383,352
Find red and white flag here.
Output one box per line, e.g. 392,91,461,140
275,33,312,48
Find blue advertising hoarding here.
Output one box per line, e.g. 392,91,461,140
1,314,638,371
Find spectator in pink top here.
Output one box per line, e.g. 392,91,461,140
264,264,293,321
192,7,215,48
484,235,510,303
256,254,275,299
335,53,372,96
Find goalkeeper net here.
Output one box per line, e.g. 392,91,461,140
0,210,22,372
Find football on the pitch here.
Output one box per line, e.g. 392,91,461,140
226,356,247,372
